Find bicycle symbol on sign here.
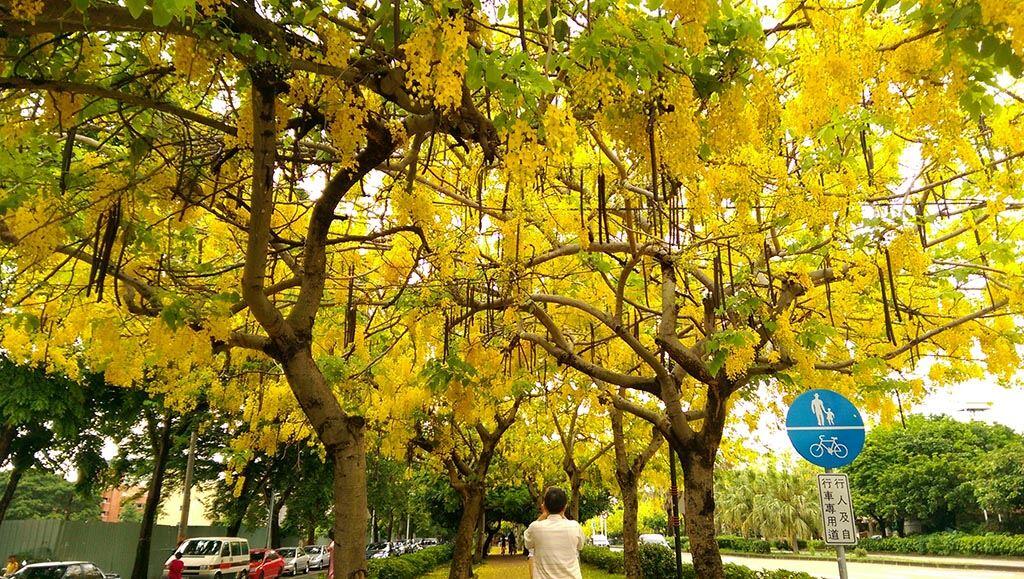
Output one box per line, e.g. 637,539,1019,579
809,435,849,459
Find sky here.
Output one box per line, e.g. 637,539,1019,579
747,379,1024,464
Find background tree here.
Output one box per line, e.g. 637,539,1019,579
716,466,820,551
0,469,101,521
609,390,663,577
844,415,1018,534
974,440,1024,530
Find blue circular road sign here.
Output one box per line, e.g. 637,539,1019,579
786,389,865,468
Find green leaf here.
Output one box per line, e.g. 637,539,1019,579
554,20,570,43
302,6,322,25
152,0,173,26
126,0,146,19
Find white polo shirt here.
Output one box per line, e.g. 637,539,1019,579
523,514,585,579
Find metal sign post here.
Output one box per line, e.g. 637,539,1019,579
786,389,866,579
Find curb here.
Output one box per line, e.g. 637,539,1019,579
719,550,1024,573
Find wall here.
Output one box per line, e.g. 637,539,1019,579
0,520,302,579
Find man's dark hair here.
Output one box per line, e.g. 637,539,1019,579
543,486,568,514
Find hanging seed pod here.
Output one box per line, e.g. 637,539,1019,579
884,248,902,322
878,266,897,345
824,255,836,327
92,198,123,301
597,172,607,244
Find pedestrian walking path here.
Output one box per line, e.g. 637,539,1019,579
423,554,618,579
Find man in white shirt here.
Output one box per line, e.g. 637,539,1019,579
524,487,585,579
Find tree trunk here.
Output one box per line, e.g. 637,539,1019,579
0,425,15,468
568,474,581,521
449,487,484,579
789,535,799,553
281,351,368,579
679,450,723,579
329,418,368,579
472,505,485,563
227,461,258,536
620,481,641,579
306,519,316,545
0,464,25,525
270,496,284,548
131,413,174,579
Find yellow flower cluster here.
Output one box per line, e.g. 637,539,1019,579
887,230,930,277
5,199,63,268
504,119,547,190
990,104,1024,151
657,79,701,181
9,0,44,22
542,104,577,164
724,330,759,381
45,91,81,128
979,316,1021,381
323,82,367,169
664,0,710,52
787,11,877,135
979,0,1024,56
401,17,469,111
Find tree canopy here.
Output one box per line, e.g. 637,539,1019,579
3,0,1024,576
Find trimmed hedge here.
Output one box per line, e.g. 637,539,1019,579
858,532,1024,557
580,545,814,579
367,545,454,579
716,536,772,554
653,535,772,554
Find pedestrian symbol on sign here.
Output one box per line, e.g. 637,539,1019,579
785,389,865,469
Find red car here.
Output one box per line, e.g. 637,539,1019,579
249,549,285,579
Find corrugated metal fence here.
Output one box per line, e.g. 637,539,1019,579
0,521,299,579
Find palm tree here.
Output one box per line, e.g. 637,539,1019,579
715,466,820,551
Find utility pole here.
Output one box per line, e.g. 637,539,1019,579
177,429,198,544
267,489,274,548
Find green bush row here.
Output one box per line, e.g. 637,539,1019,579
580,545,814,579
716,535,772,554
367,545,454,579
858,532,1024,557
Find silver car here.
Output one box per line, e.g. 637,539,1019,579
276,547,310,575
303,546,330,570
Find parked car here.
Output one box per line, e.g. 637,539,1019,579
590,534,610,548
15,562,119,579
166,537,250,578
248,550,285,579
302,546,330,570
365,543,392,559
638,534,670,548
275,548,310,576
417,538,440,547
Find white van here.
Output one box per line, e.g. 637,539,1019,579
165,537,250,579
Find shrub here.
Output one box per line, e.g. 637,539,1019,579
717,535,772,554
580,546,626,574
583,544,811,579
858,532,1024,557
367,545,454,579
